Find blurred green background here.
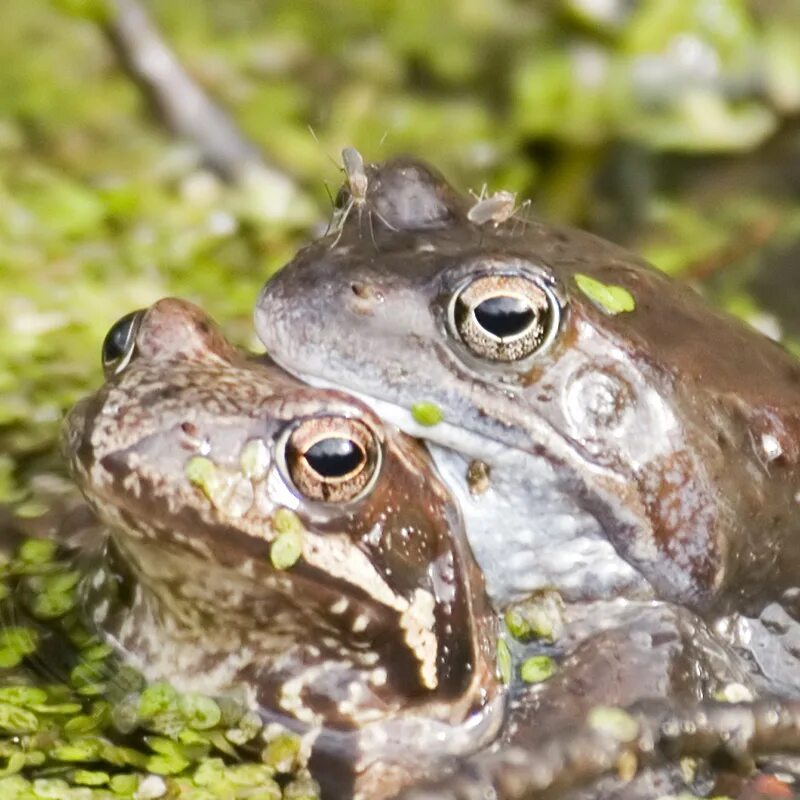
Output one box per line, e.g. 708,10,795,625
3,0,800,504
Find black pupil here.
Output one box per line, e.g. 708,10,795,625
102,311,139,366
305,438,364,478
473,295,536,339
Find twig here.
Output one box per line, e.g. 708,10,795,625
100,0,295,190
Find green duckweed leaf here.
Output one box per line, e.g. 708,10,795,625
574,273,635,315
0,702,39,733
0,686,48,706
138,683,179,719
179,694,221,731
270,511,304,570
262,733,300,773
411,402,444,426
520,655,556,684
18,539,56,565
495,638,511,685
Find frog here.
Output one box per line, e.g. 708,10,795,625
61,297,504,800
255,154,800,623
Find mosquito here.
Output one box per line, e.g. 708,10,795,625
329,146,396,248
467,184,531,232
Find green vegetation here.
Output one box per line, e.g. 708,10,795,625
410,402,444,427
519,655,557,684
574,273,636,314
0,535,317,798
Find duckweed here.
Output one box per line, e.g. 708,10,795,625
284,775,322,800
504,591,565,643
185,457,224,504
138,684,179,719
179,694,222,731
520,655,556,684
495,637,512,686
271,508,304,537
240,439,270,482
108,774,138,794
410,402,444,427
574,274,636,315
18,539,57,565
262,733,301,774
0,537,320,798
270,509,304,571
30,588,77,619
72,770,110,786
0,685,48,705
225,710,262,745
270,531,303,571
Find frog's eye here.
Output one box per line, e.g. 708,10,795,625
449,274,559,362
102,310,144,377
283,417,381,503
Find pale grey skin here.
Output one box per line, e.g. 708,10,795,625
62,298,502,800
256,156,800,624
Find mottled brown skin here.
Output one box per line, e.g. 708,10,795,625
62,298,502,799
256,156,800,616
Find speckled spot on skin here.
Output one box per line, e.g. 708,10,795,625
369,668,388,687
330,598,348,615
400,589,438,690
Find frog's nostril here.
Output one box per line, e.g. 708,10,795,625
349,282,385,312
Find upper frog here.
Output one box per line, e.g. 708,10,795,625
62,297,501,799
256,156,800,616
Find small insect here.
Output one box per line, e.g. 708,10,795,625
330,146,369,239
329,146,396,248
467,184,531,232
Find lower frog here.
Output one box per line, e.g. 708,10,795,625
61,298,503,799
256,154,800,624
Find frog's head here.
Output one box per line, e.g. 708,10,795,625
63,298,501,792
257,158,800,613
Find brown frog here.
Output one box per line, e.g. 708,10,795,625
255,155,800,619
61,297,503,799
